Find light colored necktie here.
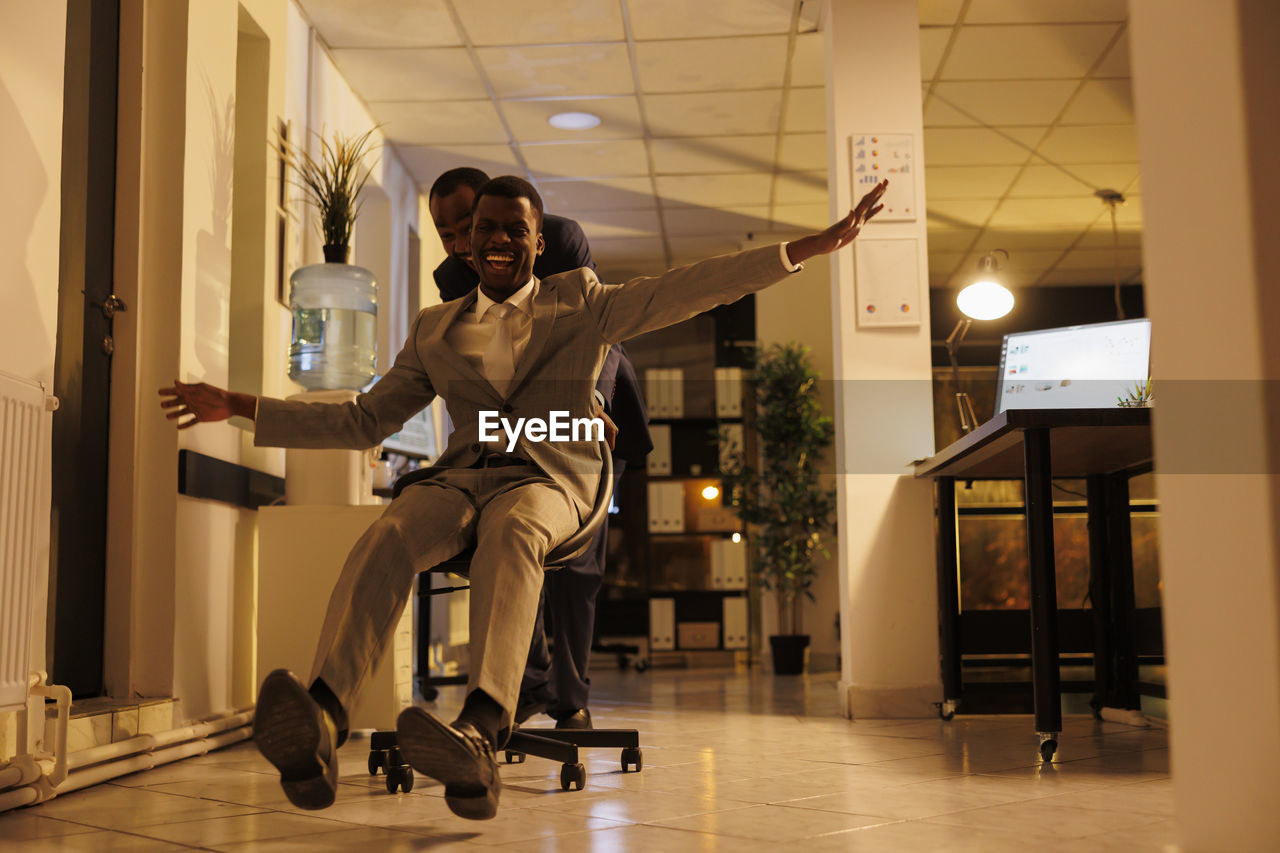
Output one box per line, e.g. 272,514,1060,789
482,302,516,394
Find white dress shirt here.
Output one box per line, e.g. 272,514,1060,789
445,277,538,383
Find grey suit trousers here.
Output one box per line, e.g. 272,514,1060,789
308,462,578,730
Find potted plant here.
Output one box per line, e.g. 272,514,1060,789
279,127,382,391
720,342,837,675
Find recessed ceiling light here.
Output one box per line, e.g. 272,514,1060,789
547,111,601,130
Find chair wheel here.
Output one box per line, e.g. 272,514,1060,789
1039,738,1058,762
386,764,414,794
505,750,526,764
560,762,586,791
369,749,386,776
621,747,643,772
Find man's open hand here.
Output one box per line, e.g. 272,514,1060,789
591,397,618,451
786,179,889,265
158,380,254,429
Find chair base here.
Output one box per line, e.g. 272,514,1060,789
368,726,642,793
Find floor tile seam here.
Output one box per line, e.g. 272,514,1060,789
639,810,906,842
1014,787,1176,816
918,795,1171,827
49,820,214,850
771,789,1059,818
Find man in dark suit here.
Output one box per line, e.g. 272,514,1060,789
428,167,652,730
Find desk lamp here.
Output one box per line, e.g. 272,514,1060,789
947,249,1014,433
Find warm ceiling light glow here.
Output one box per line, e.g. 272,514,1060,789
957,281,1014,321
701,485,720,501
731,532,742,544
547,111,601,130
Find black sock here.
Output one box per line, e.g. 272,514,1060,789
308,678,350,748
454,689,503,747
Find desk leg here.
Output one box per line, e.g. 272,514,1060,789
1087,475,1114,714
1024,428,1062,758
1106,474,1140,710
935,477,961,719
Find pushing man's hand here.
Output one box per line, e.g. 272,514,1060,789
592,397,618,452
158,380,255,429
786,179,889,266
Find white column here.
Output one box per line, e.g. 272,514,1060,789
1129,2,1280,850
824,0,939,717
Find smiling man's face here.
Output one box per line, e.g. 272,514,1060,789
470,194,545,302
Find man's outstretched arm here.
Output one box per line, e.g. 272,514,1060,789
158,381,256,429
583,181,887,345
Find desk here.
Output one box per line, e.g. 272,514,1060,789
914,408,1153,759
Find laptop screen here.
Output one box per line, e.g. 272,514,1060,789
996,318,1152,414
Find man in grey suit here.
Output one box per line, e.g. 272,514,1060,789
160,176,888,820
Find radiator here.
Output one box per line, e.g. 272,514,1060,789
0,371,54,713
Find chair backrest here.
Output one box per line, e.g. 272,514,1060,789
393,440,614,574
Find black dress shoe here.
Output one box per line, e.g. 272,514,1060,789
396,706,501,820
254,669,338,810
554,708,593,730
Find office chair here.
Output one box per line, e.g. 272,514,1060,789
368,440,643,794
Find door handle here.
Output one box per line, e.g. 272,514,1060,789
102,294,128,319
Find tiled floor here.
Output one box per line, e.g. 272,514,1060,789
1,669,1178,851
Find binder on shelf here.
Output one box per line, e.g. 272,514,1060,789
723,596,748,649
723,538,747,588
719,423,745,473
650,598,676,651
647,481,664,533
715,367,743,417
710,540,725,589
647,481,685,533
668,368,684,418
647,424,672,475
645,369,664,418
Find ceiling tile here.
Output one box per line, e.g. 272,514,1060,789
924,165,1021,199
1094,30,1130,77
919,27,952,81
923,127,1033,165
537,177,657,211
778,133,826,172
454,0,624,45
501,97,644,142
628,0,794,40
964,0,1127,23
784,87,825,133
974,228,1082,251
637,36,789,92
646,91,782,137
477,44,634,98
923,95,980,127
1059,79,1134,124
1006,164,1138,198
940,24,1119,80
663,205,774,237
298,0,459,48
650,135,777,175
770,203,831,231
926,198,999,228
919,0,965,26
395,143,520,186
1076,220,1142,248
656,174,774,208
521,140,650,178
1037,124,1138,163
331,48,486,101
925,227,980,251
575,209,663,240
370,100,508,145
931,80,1079,126
774,171,828,205
985,196,1104,229
790,32,824,87
927,251,966,279
1053,247,1142,270
1038,267,1142,286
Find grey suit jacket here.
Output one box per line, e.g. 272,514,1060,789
255,243,792,517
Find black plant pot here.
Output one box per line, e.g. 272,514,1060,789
769,634,810,675
323,243,350,263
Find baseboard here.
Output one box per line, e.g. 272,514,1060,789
838,681,940,719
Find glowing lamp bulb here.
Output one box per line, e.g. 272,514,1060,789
731,532,742,543
957,280,1014,321
701,485,720,501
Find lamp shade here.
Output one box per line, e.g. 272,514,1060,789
957,280,1014,321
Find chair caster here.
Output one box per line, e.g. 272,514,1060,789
384,747,414,793
560,762,586,791
621,747,643,772
505,750,526,764
935,700,957,722
369,749,386,775
1038,734,1058,763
